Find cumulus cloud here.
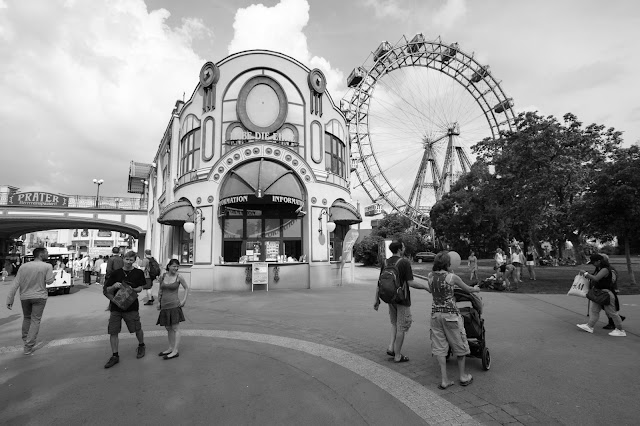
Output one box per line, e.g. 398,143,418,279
0,0,210,196
227,0,345,97
431,0,467,29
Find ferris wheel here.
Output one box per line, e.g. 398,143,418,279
342,34,516,228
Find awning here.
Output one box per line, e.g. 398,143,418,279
157,199,194,226
330,199,362,225
219,159,304,208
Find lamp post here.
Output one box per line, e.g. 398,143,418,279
93,178,104,208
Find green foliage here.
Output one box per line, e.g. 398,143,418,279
372,213,412,238
437,112,620,257
353,234,384,266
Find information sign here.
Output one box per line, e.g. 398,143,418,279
252,262,268,285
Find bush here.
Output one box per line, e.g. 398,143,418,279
354,235,384,266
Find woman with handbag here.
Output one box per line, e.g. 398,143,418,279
157,259,189,359
576,254,626,337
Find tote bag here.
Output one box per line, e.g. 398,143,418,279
567,274,590,298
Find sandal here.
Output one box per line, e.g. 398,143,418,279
394,355,409,363
438,381,455,390
386,350,395,357
460,375,473,386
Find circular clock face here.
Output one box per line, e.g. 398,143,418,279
237,76,288,133
308,68,327,94
199,62,220,88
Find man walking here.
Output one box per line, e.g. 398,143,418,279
6,247,54,355
141,249,155,305
103,250,146,368
374,241,430,363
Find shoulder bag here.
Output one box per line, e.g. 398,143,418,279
586,287,610,306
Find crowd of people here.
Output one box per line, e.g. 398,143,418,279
5,247,190,364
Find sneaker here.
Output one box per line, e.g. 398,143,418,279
104,355,119,368
136,345,146,359
144,300,154,305
23,348,34,356
608,329,626,337
577,324,594,333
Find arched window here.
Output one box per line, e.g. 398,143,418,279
179,115,201,177
324,133,346,177
324,119,347,178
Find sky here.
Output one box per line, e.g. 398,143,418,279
1,0,639,220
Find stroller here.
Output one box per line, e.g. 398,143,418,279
447,288,491,370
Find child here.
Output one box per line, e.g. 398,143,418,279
1,267,8,281
468,251,478,283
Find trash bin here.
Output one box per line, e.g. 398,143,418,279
84,270,92,284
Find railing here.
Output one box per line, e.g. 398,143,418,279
0,193,148,211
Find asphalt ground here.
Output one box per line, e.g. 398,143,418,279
1,266,639,425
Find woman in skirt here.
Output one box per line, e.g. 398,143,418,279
157,259,189,359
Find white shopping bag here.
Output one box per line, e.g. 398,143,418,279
567,274,590,297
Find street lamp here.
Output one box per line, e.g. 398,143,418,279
93,178,104,208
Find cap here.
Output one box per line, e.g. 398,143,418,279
588,254,603,264
144,249,151,255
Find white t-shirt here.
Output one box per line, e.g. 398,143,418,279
100,262,108,274
495,253,504,265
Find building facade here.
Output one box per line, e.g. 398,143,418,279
147,50,361,291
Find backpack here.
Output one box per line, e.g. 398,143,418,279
377,258,407,304
148,257,161,279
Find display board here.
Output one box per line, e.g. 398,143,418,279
265,241,280,262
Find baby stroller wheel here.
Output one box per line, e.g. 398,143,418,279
481,347,491,371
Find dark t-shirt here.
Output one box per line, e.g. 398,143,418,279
593,266,612,291
380,255,414,307
105,256,124,282
104,268,145,312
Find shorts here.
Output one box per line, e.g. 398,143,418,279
143,277,153,290
526,261,535,266
388,303,412,332
513,262,522,267
499,264,506,273
430,312,470,357
108,310,142,335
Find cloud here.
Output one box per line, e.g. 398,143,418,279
227,0,345,96
360,0,409,20
0,0,210,196
431,0,467,29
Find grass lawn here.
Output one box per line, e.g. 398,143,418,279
410,255,640,295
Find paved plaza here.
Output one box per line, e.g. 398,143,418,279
1,266,639,425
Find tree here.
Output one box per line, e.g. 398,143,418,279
473,111,622,260
430,162,508,256
584,145,640,283
353,234,383,266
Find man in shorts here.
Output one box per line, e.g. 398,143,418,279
103,250,146,368
374,241,431,363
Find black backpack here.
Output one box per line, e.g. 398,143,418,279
148,257,161,279
377,258,407,304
